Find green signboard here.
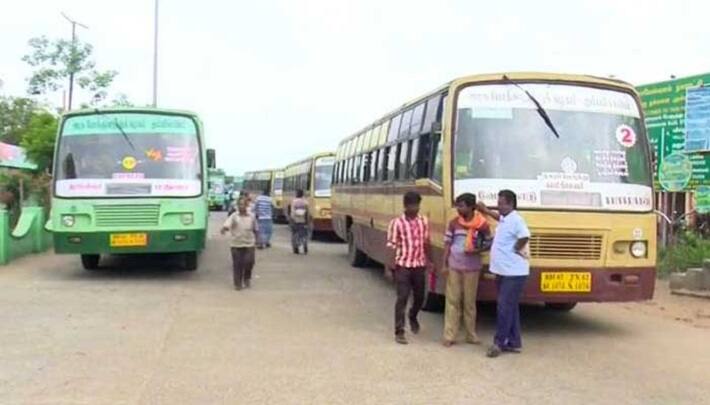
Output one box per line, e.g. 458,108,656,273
695,185,710,214
63,113,197,136
659,152,692,191
637,73,710,190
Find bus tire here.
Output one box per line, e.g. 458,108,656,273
545,302,577,312
81,254,100,270
422,292,445,313
184,252,198,271
347,230,367,268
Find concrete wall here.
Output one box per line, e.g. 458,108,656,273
0,207,52,265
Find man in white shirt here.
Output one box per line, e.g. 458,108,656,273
477,189,530,358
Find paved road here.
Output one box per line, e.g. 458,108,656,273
1,214,709,404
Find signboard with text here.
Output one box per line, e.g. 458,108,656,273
0,142,37,170
637,73,710,190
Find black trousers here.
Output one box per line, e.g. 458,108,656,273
231,247,255,287
394,267,426,336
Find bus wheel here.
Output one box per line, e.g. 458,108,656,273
184,252,198,271
545,302,577,312
347,230,367,267
81,254,100,270
422,292,445,313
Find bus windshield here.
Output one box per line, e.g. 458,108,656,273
55,113,201,198
314,156,335,197
273,177,284,195
454,83,653,212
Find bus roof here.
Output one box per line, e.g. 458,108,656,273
337,71,638,146
284,152,335,168
61,107,200,119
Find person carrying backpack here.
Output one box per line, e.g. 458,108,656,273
289,189,310,255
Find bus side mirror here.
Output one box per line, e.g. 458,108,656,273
207,149,216,169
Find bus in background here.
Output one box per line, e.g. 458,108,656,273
243,169,274,201
51,108,208,271
271,170,287,222
283,153,336,238
208,168,227,211
332,72,655,311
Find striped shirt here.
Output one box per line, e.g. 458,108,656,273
387,214,430,268
254,195,273,220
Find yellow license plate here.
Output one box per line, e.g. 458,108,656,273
541,272,592,292
110,233,148,247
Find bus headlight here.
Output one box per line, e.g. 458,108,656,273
61,215,75,228
181,213,194,225
630,241,647,258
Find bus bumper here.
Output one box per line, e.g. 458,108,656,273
273,208,287,222
431,267,656,303
312,218,333,232
53,229,206,255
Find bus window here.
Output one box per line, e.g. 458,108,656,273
387,146,396,181
431,133,443,184
387,115,402,143
399,109,413,139
354,155,361,183
379,121,390,145
416,135,431,179
381,147,389,181
356,133,365,154
410,103,426,135
362,153,371,182
339,160,345,184
363,129,373,151
370,126,381,149
398,142,409,180
371,149,380,181
423,94,443,134
408,138,419,179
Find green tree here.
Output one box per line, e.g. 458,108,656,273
0,97,37,144
20,111,58,172
22,35,117,106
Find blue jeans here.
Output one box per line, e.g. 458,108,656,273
494,275,528,350
258,219,273,246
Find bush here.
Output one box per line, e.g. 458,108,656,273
658,231,710,277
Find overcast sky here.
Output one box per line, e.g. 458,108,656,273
1,0,709,175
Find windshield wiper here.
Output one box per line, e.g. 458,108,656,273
502,75,560,139
93,108,136,151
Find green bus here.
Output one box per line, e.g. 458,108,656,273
208,168,227,211
50,108,208,271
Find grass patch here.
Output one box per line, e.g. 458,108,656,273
658,231,710,278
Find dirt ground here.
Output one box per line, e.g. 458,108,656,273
0,214,709,404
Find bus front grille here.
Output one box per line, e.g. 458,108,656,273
529,234,603,260
94,205,160,227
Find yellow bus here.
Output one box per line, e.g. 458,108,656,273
282,153,336,238
332,72,656,311
243,169,273,198
271,170,287,222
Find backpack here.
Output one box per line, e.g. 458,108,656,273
291,199,308,224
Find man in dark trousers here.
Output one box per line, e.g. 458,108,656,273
477,190,531,357
386,191,433,345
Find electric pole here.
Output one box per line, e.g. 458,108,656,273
152,0,159,107
61,12,88,111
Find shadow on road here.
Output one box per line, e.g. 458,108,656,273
348,259,629,338
62,253,198,281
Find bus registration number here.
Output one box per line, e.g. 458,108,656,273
541,272,591,292
110,233,148,247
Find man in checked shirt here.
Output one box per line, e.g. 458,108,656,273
387,191,434,345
